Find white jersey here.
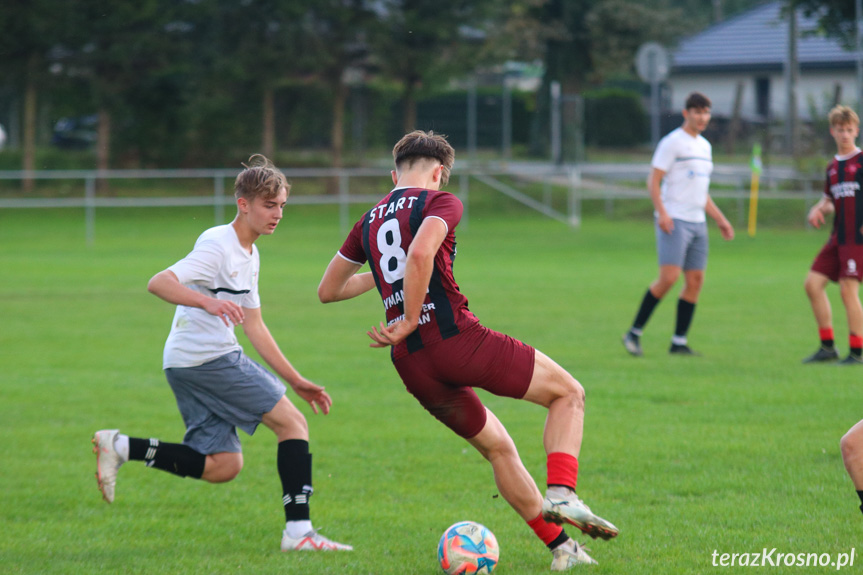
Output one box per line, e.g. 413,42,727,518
651,127,713,223
163,224,261,368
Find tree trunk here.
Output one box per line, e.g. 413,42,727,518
327,80,348,194
725,81,744,155
97,108,111,195
22,54,38,193
262,87,275,159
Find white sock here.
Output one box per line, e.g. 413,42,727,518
114,433,130,462
284,520,313,539
546,485,574,498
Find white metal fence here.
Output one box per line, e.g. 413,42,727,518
0,164,822,244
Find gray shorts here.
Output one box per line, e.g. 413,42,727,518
164,350,286,454
656,218,709,270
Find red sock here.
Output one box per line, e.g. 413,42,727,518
527,513,564,546
547,452,578,491
820,327,835,345
850,334,863,353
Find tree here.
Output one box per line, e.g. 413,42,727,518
370,0,498,132
586,0,688,84
0,0,73,188
302,1,377,172
186,0,312,161
796,0,857,48
64,1,190,173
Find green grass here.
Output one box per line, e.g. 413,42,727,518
1,198,860,574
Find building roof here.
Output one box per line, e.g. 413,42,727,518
672,1,857,73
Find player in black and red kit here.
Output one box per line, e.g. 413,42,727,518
804,106,863,366
318,131,617,570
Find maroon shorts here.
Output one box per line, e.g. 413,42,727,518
811,235,863,282
392,324,536,439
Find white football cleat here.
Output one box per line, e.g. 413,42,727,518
551,538,598,570
542,489,619,540
280,529,353,552
92,429,124,504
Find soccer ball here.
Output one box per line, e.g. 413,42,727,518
437,521,500,575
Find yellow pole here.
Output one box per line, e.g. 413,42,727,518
748,172,760,237
748,143,763,237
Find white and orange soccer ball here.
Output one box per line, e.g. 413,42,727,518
437,521,500,575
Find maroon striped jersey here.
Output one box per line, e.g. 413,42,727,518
825,150,863,246
338,187,479,359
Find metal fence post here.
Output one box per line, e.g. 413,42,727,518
568,166,581,228
214,175,225,224
339,172,350,236
459,172,469,231
85,176,96,245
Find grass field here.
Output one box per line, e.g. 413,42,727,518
2,196,860,574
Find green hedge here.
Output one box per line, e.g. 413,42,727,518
583,88,648,147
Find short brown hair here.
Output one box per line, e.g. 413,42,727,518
685,92,711,110
392,130,455,186
234,154,289,201
829,105,860,128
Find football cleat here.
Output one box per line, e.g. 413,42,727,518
551,538,598,570
669,343,699,356
802,346,840,363
622,332,643,357
837,354,863,366
280,529,353,552
92,429,124,504
542,490,619,541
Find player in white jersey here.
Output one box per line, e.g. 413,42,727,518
91,155,351,552
622,92,734,356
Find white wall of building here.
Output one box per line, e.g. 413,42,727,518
668,71,856,121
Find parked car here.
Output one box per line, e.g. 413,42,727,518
52,114,98,149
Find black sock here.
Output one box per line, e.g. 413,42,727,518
674,299,696,339
128,437,205,479
857,490,863,515
278,439,313,522
632,289,661,332
548,529,570,550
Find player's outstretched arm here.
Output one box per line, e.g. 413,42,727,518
241,306,331,415
318,256,375,303
147,269,244,326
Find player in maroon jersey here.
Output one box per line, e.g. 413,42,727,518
803,106,863,366
318,130,617,570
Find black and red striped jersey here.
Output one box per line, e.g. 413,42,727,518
825,150,863,245
338,187,479,359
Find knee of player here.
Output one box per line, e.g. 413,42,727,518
839,283,860,302
206,456,244,483
560,377,585,408
841,431,861,460
804,275,823,295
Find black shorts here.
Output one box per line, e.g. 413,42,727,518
392,324,535,439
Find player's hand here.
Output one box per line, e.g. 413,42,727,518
809,208,825,229
290,377,332,415
657,213,674,234
718,219,735,240
202,299,244,326
367,319,416,348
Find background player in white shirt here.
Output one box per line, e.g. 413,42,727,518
622,92,734,356
92,155,351,552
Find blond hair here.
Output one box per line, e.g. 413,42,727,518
828,105,860,128
234,154,290,200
